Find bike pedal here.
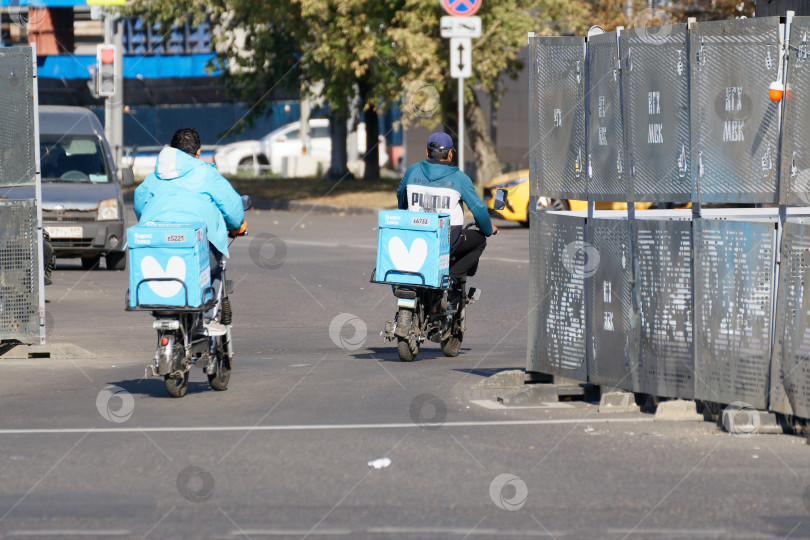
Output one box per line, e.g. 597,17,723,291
468,288,481,304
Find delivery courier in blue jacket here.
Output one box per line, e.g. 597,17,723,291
134,128,246,329
397,132,497,290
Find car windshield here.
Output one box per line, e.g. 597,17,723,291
40,135,110,183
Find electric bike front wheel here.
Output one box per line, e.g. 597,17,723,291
441,304,465,357
207,334,232,391
397,337,419,362
441,334,462,357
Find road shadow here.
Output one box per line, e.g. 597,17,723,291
108,377,210,398
451,367,523,379
352,346,471,363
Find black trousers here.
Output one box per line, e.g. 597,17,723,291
209,245,224,291
450,229,487,279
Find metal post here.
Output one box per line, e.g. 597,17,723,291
104,14,124,167
31,43,45,344
112,17,124,167
458,77,464,173
104,15,112,144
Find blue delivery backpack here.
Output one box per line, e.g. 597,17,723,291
126,221,212,308
375,210,451,288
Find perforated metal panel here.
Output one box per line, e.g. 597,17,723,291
770,221,810,417
0,47,35,187
529,36,587,200
0,199,40,342
588,217,639,391
690,17,781,204
693,220,775,409
633,219,694,399
526,211,588,381
621,25,691,203
780,17,810,206
587,32,626,202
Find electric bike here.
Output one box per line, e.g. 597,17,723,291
379,269,480,362
127,196,250,398
376,190,505,362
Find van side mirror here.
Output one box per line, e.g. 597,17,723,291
119,166,135,187
493,188,508,211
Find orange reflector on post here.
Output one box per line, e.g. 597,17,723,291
769,81,784,102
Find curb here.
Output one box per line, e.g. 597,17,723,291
125,191,383,216
250,198,382,216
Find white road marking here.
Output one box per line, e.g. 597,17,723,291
6,530,131,537
231,528,735,537
0,417,653,435
469,399,574,410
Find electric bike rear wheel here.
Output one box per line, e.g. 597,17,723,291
164,344,189,398
164,371,189,398
397,337,419,362
207,334,232,391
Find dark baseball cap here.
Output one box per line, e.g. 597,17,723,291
427,132,454,150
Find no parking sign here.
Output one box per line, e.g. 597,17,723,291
441,0,482,17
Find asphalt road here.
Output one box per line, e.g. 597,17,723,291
0,208,808,540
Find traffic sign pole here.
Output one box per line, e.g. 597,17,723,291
458,78,464,174
441,0,481,175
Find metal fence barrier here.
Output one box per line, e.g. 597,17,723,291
527,212,588,381
0,46,44,345
621,24,691,202
528,16,810,418
0,200,41,342
690,18,781,204
529,36,586,201
0,47,36,188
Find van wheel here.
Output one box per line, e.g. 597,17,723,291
81,255,100,270
106,251,127,271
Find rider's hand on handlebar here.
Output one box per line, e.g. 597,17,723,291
492,225,499,236
228,220,248,238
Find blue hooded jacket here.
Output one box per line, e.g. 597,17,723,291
134,147,244,257
397,160,493,246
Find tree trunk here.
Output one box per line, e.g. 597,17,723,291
327,111,352,180
363,107,380,181
463,90,501,188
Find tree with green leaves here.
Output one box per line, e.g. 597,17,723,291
122,0,591,185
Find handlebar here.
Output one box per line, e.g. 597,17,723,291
464,221,498,235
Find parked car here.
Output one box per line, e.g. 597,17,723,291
483,169,660,226
0,106,134,270
214,118,387,176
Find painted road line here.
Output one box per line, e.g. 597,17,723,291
0,417,653,435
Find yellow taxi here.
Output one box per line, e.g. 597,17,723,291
483,169,660,225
